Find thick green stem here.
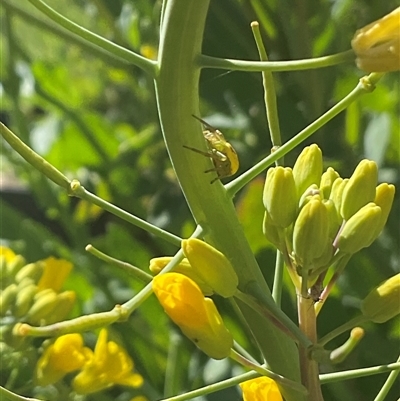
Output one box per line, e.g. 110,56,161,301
154,1,304,399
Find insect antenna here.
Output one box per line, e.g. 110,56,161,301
191,114,216,131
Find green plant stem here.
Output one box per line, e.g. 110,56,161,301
85,244,153,283
318,315,367,347
0,386,42,401
226,72,384,197
320,362,400,384
69,180,181,247
230,349,308,397
24,0,156,75
251,21,283,161
155,3,304,396
0,0,128,67
197,50,354,72
373,355,400,401
272,252,285,306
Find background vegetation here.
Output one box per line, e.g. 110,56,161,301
0,0,399,400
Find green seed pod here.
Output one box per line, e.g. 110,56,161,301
336,203,382,254
13,283,38,317
262,211,285,252
15,262,44,284
263,166,297,228
26,289,59,325
361,274,400,323
0,284,18,316
320,167,341,199
373,183,396,237
340,159,378,220
293,198,329,270
149,257,214,296
329,178,348,220
182,239,238,298
292,144,323,200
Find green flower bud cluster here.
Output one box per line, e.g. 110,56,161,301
0,250,76,331
262,145,396,276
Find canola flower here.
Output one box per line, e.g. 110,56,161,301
240,377,283,401
73,329,143,394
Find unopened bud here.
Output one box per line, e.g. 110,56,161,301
13,283,38,317
329,178,348,220
44,291,76,325
181,239,238,298
262,211,285,252
5,255,26,279
361,274,400,323
149,257,214,295
263,166,297,228
26,289,59,325
15,262,44,284
340,160,378,220
0,284,18,316
336,203,382,254
320,167,341,199
373,183,395,237
293,199,329,269
292,144,323,200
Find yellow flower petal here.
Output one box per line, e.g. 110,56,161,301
240,377,283,401
0,246,16,262
37,257,73,292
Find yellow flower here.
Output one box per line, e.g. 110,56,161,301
73,329,143,394
35,333,92,386
152,273,233,359
0,246,17,262
240,377,283,401
351,7,400,72
37,257,73,292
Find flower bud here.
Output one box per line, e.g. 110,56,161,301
373,183,395,237
26,289,59,325
0,284,18,316
293,199,329,269
292,144,323,200
240,377,283,401
336,203,382,254
361,273,400,323
5,255,26,280
263,166,297,228
13,283,38,317
351,7,400,72
152,273,233,359
181,239,238,298
44,291,76,325
149,257,214,295
340,160,378,221
262,211,285,252
320,167,341,199
329,178,348,220
15,262,44,284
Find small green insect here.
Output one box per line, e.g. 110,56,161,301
184,115,239,184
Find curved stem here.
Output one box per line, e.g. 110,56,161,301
226,72,384,197
25,0,156,76
197,50,354,72
0,386,41,401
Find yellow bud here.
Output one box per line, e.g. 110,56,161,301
262,211,285,252
293,199,329,269
292,144,323,200
351,7,400,72
44,291,76,325
13,283,38,317
336,203,382,254
320,167,341,199
340,160,378,220
361,274,400,323
263,166,297,228
373,183,396,237
15,262,44,284
152,273,233,359
240,377,283,401
149,257,214,295
0,284,18,316
26,289,59,325
181,239,238,298
5,255,26,279
329,177,348,220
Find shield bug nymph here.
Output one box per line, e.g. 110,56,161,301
183,115,239,184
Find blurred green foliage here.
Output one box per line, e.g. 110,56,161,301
0,0,399,400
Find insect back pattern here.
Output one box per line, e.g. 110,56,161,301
183,115,239,184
